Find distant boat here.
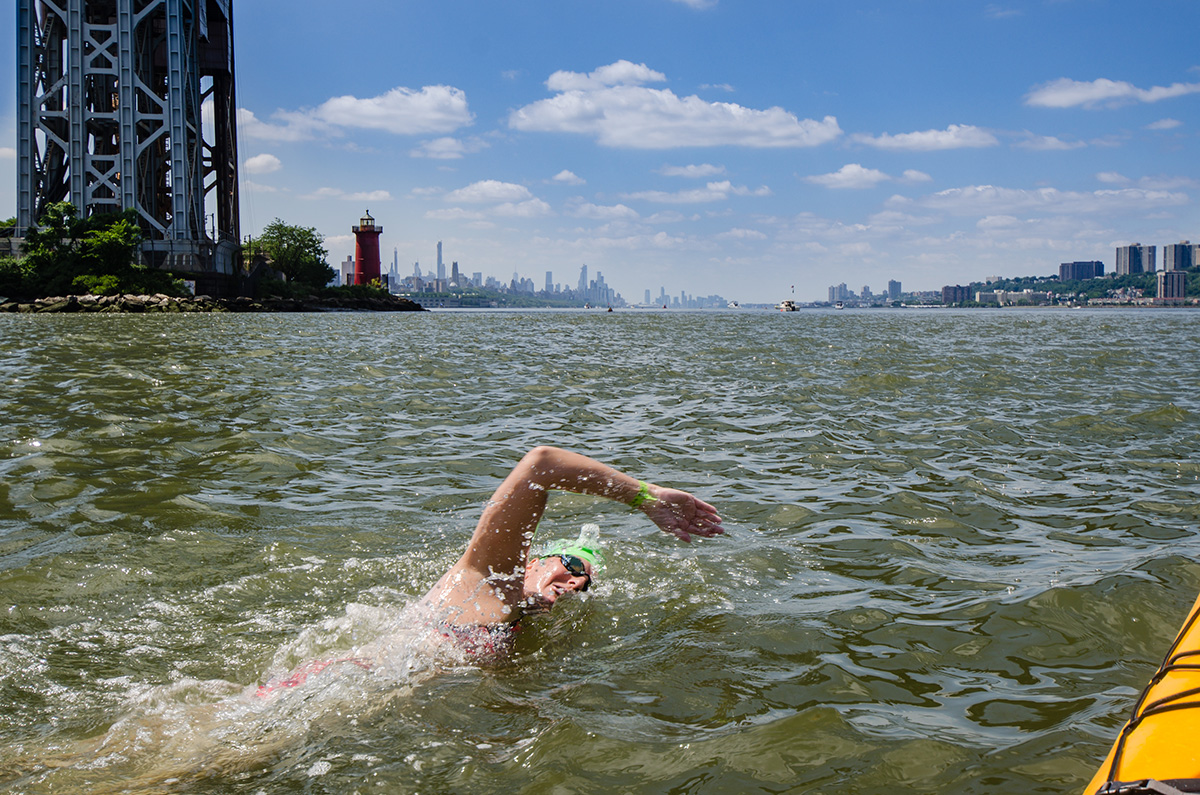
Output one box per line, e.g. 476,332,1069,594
834,301,844,310
728,301,740,308
778,300,797,312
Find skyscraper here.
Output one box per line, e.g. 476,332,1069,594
888,280,901,300
1164,241,1193,272
577,264,588,294
1116,244,1156,275
545,271,553,293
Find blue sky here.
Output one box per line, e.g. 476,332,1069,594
3,0,1199,303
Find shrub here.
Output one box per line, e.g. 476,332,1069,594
72,274,123,295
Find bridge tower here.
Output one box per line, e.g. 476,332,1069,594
16,0,241,282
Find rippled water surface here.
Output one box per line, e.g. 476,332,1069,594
2,308,1199,793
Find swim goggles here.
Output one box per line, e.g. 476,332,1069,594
559,554,591,591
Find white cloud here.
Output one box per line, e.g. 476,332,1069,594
348,190,393,202
1013,134,1086,151
1146,118,1183,130
303,187,393,202
492,199,554,218
976,215,1022,230
445,180,533,204
551,170,586,185
0,147,15,160
731,184,772,197
805,165,931,189
1025,77,1200,109
566,200,640,220
239,85,472,141
1093,172,1194,190
410,136,490,159
918,184,1188,215
868,209,939,228
646,210,693,224
238,108,321,142
668,0,718,9
806,163,891,189
509,60,842,149
1137,175,1198,190
624,187,728,204
658,163,726,178
546,61,667,92
716,227,767,240
242,180,279,193
424,207,488,222
700,83,736,93
623,180,770,203
436,180,553,219
244,153,282,174
852,124,998,151
314,86,473,134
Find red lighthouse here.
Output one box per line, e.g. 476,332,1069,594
352,210,383,286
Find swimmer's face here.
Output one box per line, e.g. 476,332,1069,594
522,555,592,611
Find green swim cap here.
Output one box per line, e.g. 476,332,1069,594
542,524,604,570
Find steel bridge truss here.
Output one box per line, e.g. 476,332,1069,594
17,0,239,272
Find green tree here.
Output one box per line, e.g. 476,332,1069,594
0,256,31,298
12,202,178,298
20,202,86,295
257,219,335,289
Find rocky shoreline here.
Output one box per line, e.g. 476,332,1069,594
0,292,427,314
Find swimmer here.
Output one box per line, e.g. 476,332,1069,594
254,447,723,688
421,446,724,633
1,448,721,792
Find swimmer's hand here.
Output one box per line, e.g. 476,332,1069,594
638,484,724,543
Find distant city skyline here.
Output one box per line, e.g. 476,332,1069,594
380,239,729,306
1,0,1198,302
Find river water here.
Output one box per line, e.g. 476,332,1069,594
1,308,1198,793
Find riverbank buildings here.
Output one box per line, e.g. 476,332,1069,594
1116,244,1156,275
1163,241,1194,272
1158,270,1188,303
1059,261,1104,281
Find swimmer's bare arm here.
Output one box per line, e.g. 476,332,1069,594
425,446,723,622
